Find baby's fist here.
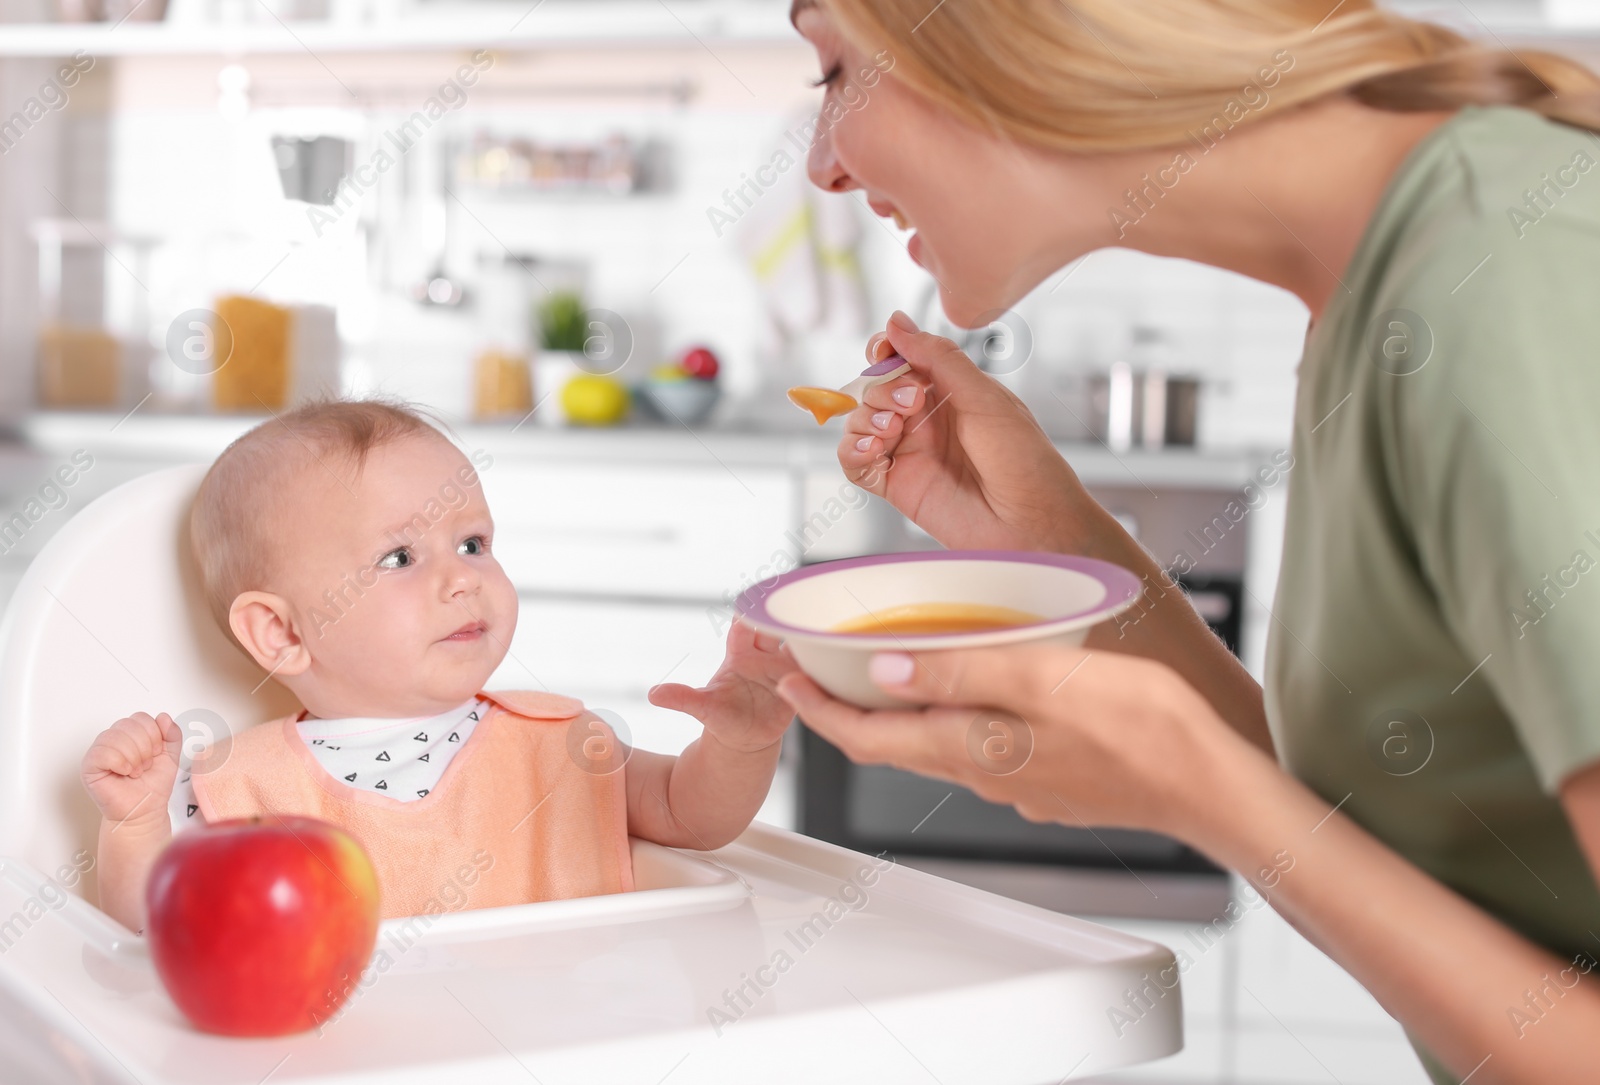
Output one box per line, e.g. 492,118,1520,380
81,712,182,828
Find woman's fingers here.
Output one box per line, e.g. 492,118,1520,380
864,642,1095,711
877,312,1025,418
775,672,952,772
841,414,901,463
865,331,895,364
842,413,904,465
843,404,905,438
837,429,897,492
859,377,924,413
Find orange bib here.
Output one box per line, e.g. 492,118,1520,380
190,690,634,920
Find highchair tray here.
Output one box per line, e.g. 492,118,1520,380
0,823,1181,1084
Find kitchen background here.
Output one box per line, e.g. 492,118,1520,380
0,1,1594,1082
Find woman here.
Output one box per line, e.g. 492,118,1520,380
773,1,1600,1082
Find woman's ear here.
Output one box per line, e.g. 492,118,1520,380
228,591,311,677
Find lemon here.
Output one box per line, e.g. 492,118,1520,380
650,363,691,382
561,373,630,425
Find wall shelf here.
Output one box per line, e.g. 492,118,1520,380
0,0,1595,59
0,3,799,57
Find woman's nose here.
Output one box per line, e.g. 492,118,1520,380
806,126,855,193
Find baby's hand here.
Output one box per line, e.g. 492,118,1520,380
648,620,799,754
81,712,182,828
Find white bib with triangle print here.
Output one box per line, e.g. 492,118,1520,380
168,696,488,835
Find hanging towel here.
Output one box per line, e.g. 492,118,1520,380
811,187,868,336
735,138,822,336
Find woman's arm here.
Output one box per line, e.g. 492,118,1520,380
1204,733,1599,1083
1074,505,1274,754
842,312,1272,752
776,643,1599,1084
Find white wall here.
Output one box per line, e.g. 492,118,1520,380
90,44,1307,444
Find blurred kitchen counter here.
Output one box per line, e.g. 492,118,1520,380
9,409,1281,491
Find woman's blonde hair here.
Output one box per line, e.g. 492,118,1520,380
817,0,1600,151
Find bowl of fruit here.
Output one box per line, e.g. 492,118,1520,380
638,345,721,425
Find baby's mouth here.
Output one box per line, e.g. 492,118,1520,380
443,621,486,643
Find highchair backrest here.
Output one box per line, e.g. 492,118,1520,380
0,464,298,907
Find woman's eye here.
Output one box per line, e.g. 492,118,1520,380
376,548,413,569
809,62,842,89
458,536,487,556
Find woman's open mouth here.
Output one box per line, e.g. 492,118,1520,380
867,197,923,266
867,197,912,232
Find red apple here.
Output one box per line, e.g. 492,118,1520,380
145,814,380,1036
681,345,719,381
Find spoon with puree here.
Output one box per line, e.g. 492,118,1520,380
787,355,912,424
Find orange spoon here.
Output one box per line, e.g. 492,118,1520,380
787,355,912,424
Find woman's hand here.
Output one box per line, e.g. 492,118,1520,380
840,311,1276,757
775,641,1257,837
839,310,1109,554
779,644,1600,1084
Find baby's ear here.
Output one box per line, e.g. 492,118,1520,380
227,592,310,677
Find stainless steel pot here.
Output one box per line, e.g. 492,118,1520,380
1087,363,1200,451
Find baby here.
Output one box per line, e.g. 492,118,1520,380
80,400,797,932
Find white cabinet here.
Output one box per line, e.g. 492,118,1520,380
489,594,728,756
479,460,796,600
479,461,804,833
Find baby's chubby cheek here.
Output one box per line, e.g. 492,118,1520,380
478,574,519,650
304,607,404,680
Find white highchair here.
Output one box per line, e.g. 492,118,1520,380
0,465,1181,1084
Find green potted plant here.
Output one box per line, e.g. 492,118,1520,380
535,289,631,426
538,290,588,354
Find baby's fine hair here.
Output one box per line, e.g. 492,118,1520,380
189,399,443,638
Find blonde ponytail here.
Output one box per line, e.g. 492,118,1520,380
818,0,1600,152
1348,45,1600,133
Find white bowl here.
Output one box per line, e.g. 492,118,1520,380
639,378,720,425
735,550,1141,708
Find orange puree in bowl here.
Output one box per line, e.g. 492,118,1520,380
830,603,1045,636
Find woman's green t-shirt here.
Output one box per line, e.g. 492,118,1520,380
1264,104,1600,1084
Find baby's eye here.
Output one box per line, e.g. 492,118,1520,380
458,536,487,556
376,547,414,569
